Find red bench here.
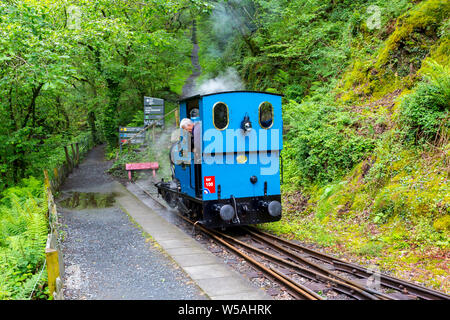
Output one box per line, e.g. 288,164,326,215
125,162,159,181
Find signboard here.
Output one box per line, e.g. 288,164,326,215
144,96,165,128
119,127,145,145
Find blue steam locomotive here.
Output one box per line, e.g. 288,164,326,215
156,91,283,228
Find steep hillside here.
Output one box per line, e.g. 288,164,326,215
197,0,449,291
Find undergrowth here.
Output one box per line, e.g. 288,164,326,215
0,177,49,299
194,0,450,291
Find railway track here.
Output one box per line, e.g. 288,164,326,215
133,181,450,300
244,227,450,300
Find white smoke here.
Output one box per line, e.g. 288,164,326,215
195,67,245,95
211,1,246,40
210,0,257,40
183,1,250,97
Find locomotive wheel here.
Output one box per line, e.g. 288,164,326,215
177,198,202,221
162,190,177,208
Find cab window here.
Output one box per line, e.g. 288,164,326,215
213,102,229,130
259,102,273,129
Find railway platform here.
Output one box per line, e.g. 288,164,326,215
113,181,272,300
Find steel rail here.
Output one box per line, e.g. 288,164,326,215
211,226,382,300
332,260,450,300
247,227,450,300
133,182,448,300
175,213,323,300
135,182,167,209
135,183,380,300
246,227,339,262
245,229,394,300
269,267,324,300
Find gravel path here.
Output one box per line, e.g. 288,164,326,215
57,145,207,300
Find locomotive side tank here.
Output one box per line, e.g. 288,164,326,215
156,91,283,228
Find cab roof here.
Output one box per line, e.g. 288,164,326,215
179,90,283,103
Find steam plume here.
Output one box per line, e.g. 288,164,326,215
195,67,244,95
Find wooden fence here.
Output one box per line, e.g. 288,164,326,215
42,135,94,299
48,135,93,192
40,107,177,299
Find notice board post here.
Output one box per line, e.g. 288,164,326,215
144,97,165,130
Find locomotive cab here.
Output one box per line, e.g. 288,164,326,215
157,91,283,228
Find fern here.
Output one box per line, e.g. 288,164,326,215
0,179,48,299
422,59,450,105
400,59,450,144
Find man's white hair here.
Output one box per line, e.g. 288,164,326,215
180,118,193,129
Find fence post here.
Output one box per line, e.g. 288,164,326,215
43,169,50,191
64,146,71,173
70,144,76,168
53,167,59,189
75,143,80,167
45,231,62,299
45,186,65,300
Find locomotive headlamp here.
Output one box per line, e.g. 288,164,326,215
259,200,282,217
241,114,252,133
268,201,282,217
219,204,236,221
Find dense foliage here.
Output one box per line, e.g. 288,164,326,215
400,61,450,145
284,101,376,185
0,177,48,299
0,0,201,190
0,0,209,300
1,0,449,297
197,0,449,290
